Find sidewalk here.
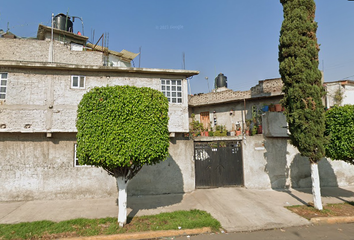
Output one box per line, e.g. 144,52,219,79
1,186,354,232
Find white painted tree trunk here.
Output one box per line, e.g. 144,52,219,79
311,163,323,210
116,177,129,227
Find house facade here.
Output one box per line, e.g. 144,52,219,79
189,77,283,135
0,24,198,201
189,77,354,190
325,80,354,108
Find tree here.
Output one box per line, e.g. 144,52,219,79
279,0,327,210
325,105,354,163
76,85,170,226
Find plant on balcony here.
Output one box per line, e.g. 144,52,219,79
190,113,204,137
214,125,227,136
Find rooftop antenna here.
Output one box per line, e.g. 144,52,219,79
103,32,109,66
205,77,210,92
139,46,141,68
182,52,185,69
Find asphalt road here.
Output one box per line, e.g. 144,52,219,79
175,223,354,240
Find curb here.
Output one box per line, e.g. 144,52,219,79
311,216,354,225
60,227,212,240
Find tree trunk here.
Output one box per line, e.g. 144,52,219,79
311,162,323,210
116,176,129,227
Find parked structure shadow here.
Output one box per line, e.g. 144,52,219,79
290,155,354,199
126,154,184,218
264,137,354,205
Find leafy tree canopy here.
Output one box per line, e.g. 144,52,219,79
325,105,354,163
279,0,326,162
76,85,170,178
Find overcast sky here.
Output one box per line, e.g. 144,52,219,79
1,0,354,94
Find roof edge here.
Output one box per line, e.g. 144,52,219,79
0,60,200,77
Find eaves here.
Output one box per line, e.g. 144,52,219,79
0,60,199,78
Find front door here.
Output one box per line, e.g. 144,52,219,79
200,112,210,130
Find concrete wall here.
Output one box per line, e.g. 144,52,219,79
243,135,354,189
0,69,189,133
0,38,103,65
325,82,354,108
129,135,195,195
262,112,288,138
343,85,354,105
190,97,282,132
0,133,194,201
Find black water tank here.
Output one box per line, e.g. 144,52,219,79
215,73,227,88
53,13,73,32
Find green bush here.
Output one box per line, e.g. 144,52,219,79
325,105,354,162
76,85,170,177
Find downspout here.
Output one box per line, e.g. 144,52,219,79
243,98,246,140
48,13,54,63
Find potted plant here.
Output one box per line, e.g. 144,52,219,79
269,103,275,112
236,123,241,136
190,114,204,137
275,103,282,112
251,125,258,136
245,119,251,136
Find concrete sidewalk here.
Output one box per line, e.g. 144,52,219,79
1,187,354,232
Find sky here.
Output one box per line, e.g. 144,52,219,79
1,0,354,94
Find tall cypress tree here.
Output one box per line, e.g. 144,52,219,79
279,0,326,210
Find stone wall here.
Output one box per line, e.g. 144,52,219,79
189,78,283,107
189,90,251,107
0,133,194,201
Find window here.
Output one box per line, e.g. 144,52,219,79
71,75,85,89
74,143,90,167
0,73,8,99
161,79,182,103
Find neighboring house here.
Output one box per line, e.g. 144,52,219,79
189,77,284,134
325,80,354,108
189,75,354,190
0,19,198,201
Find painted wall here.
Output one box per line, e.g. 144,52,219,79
343,85,354,105
243,135,354,189
326,82,354,108
0,133,194,201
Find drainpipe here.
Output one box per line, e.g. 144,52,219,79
243,98,246,140
48,13,54,63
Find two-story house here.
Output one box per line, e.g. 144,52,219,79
0,19,199,201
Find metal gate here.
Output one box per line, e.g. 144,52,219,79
194,141,243,188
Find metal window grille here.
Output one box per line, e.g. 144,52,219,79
161,79,182,103
0,73,8,99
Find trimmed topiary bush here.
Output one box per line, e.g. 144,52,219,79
76,85,170,226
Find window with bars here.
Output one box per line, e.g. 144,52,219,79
71,75,85,89
161,79,182,103
74,143,90,167
0,73,8,99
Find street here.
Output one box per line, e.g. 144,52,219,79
175,223,354,240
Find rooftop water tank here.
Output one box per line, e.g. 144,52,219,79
215,73,228,88
53,13,73,32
